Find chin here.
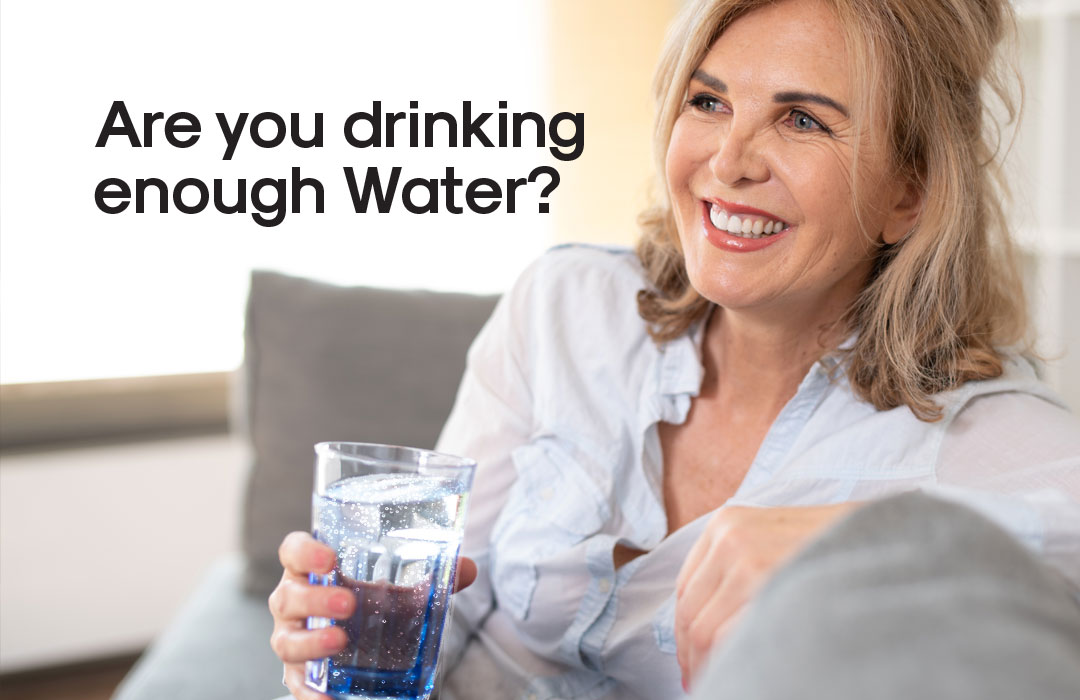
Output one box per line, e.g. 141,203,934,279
685,266,765,311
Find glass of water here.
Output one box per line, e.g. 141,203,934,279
305,442,476,700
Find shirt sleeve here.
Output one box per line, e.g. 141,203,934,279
929,392,1080,587
433,265,538,666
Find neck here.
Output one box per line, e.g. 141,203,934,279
701,300,850,416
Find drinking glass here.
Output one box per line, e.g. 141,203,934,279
305,442,475,700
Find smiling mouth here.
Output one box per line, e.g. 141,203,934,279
706,202,789,239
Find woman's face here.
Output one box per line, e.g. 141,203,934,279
666,0,915,323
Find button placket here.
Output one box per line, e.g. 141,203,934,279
580,536,626,672
555,535,620,669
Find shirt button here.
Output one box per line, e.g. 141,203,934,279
539,487,554,500
598,578,611,593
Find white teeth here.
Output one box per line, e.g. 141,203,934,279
709,207,728,231
708,203,786,239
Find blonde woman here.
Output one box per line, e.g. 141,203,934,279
270,0,1080,698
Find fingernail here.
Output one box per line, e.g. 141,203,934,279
321,629,339,649
331,594,351,615
682,676,689,693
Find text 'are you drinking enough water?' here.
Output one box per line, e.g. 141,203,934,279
93,100,585,227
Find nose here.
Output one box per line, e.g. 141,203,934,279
709,119,769,186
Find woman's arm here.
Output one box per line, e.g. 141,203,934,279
431,269,538,667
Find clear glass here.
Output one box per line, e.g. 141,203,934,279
305,442,476,700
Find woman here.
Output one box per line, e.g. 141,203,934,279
270,0,1080,697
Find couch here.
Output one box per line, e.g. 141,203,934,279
112,271,498,700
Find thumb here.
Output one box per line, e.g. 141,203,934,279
453,556,478,593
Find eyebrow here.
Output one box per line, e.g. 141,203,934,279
773,91,849,117
691,69,727,93
690,69,850,118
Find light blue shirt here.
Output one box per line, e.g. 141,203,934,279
434,244,1080,700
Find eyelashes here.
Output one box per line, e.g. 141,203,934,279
685,93,833,136
686,93,725,113
784,109,831,135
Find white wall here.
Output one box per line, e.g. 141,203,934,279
0,435,248,671
0,0,553,384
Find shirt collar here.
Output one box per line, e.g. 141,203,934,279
658,307,855,398
657,306,713,400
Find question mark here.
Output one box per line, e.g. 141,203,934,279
528,166,560,214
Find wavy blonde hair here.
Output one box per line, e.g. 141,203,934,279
636,0,1029,421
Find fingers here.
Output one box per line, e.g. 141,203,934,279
453,556,477,593
675,526,712,596
683,609,747,692
674,533,710,678
713,607,745,648
674,537,732,677
269,576,356,624
676,512,736,596
272,624,349,664
674,510,744,688
279,531,337,576
283,662,336,700
677,537,732,623
683,568,754,683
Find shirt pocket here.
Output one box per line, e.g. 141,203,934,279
489,437,610,620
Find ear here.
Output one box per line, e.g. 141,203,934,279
881,177,922,245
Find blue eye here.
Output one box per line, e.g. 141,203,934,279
787,109,829,134
687,94,724,113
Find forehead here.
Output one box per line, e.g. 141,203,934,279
696,0,852,102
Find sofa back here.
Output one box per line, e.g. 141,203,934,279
240,270,498,595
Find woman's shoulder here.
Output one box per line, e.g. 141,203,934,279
952,389,1078,438
951,356,1078,434
945,354,1070,417
781,354,1077,484
503,243,652,336
939,355,1079,468
515,242,646,296
481,243,663,412
938,383,1079,487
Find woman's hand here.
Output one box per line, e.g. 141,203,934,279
674,503,859,690
269,531,477,699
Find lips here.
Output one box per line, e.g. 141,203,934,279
699,199,792,251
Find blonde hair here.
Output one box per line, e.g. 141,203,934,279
636,0,1028,421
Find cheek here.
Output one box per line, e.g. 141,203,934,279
664,132,686,201
774,150,864,244
774,144,852,203
665,119,708,200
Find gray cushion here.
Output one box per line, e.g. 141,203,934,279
241,271,498,596
111,554,283,700
692,493,1080,700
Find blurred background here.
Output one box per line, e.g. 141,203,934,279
0,0,1076,697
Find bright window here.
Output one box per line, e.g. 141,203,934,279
0,0,552,384
1012,0,1080,409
